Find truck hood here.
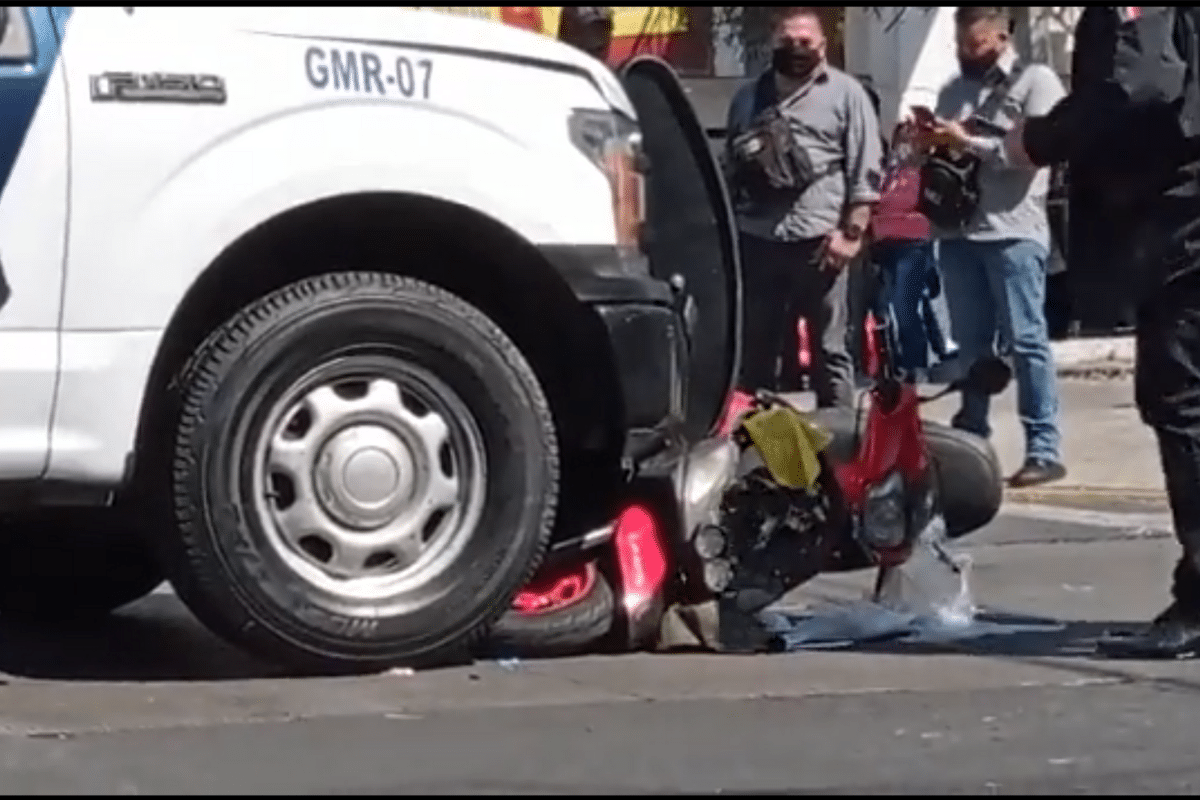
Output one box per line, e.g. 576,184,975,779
135,7,636,119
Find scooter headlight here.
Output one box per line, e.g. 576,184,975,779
680,437,741,535
859,471,908,551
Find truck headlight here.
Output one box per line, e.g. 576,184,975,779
568,108,647,267
859,471,907,552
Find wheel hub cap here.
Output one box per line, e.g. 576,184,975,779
315,425,416,530
252,368,488,603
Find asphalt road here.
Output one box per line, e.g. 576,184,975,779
0,507,1195,795
11,682,1200,795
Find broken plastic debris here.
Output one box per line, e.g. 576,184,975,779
878,516,977,630
761,517,1063,650
495,657,521,672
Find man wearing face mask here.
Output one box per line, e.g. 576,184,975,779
724,7,883,409
915,7,1068,488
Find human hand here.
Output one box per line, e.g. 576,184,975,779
816,229,862,272
895,117,923,145
926,118,972,151
907,118,948,154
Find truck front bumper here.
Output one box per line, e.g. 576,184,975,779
539,245,688,446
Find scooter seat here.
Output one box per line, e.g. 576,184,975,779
804,407,1003,539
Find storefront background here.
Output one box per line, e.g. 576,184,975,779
416,7,727,75
417,7,847,76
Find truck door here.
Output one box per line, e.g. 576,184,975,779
0,7,70,477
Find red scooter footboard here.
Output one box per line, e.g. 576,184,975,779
611,502,671,650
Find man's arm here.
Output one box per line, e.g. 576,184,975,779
1022,7,1189,168
722,83,753,182
964,64,1066,171
842,82,885,233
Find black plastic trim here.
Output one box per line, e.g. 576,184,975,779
538,244,673,305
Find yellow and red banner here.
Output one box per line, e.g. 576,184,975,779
415,7,710,72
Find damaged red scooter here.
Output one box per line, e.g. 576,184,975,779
481,55,1006,659
486,309,1011,657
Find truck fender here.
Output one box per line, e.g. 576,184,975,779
62,103,615,332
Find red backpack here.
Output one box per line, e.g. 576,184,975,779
872,163,931,243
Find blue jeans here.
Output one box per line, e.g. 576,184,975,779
939,238,1062,462
872,240,957,377
873,240,936,372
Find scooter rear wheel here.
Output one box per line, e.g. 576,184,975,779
485,560,615,658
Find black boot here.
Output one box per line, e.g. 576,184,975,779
1096,602,1200,659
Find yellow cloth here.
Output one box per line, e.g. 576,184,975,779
741,406,833,493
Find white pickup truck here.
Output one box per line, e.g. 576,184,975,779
0,7,740,671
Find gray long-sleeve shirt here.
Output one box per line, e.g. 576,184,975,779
934,48,1067,250
725,65,884,242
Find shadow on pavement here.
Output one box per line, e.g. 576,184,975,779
1,589,1189,688
850,613,1200,695
847,615,1116,659
0,594,291,682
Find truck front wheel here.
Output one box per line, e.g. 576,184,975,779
159,273,559,673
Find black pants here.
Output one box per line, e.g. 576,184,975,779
1121,201,1200,609
736,233,854,409
1045,270,1075,340
1136,271,1200,609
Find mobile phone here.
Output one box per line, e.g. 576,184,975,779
911,105,936,124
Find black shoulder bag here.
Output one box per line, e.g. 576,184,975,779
919,63,1026,231
728,73,821,202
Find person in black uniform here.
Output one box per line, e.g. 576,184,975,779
1007,6,1200,658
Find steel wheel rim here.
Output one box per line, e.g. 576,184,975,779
249,355,488,607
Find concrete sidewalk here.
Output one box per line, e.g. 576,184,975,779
1051,335,1134,378
791,374,1166,508
930,334,1152,505
920,376,1167,508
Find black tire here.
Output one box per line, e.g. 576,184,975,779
923,421,1003,538
159,273,559,673
0,507,163,623
486,561,615,658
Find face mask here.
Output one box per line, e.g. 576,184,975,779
772,44,820,80
958,52,999,80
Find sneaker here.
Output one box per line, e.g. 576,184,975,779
1007,458,1067,488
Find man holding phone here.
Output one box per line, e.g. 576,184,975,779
911,6,1068,489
